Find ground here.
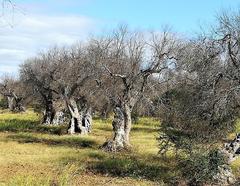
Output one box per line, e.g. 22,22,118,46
0,111,171,186
0,110,239,186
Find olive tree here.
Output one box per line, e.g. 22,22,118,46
158,14,240,183
45,45,95,134
20,51,59,124
91,26,181,151
0,75,26,112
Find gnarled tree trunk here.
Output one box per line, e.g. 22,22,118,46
103,103,132,151
7,95,25,112
42,101,55,125
42,93,55,125
82,107,92,133
7,96,14,111
65,98,88,135
13,96,25,112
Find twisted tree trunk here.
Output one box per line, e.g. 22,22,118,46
42,92,55,125
103,103,132,151
7,96,14,111
65,98,88,135
14,98,25,112
42,100,55,125
82,107,92,133
7,94,25,112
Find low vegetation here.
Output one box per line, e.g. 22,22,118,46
0,5,240,185
0,111,166,185
0,111,239,185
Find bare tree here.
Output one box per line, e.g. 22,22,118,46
20,51,59,124
91,26,180,151
48,45,95,134
0,75,26,112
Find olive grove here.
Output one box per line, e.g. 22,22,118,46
1,9,240,185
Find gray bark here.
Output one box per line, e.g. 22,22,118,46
7,96,14,111
101,103,111,119
52,111,66,125
66,98,88,135
7,95,25,112
123,104,132,146
102,103,132,151
82,107,92,133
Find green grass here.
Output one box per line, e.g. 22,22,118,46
0,111,239,185
0,111,167,186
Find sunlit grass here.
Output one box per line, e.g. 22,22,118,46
0,111,163,185
1,111,238,185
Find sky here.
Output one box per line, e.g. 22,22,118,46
0,0,240,75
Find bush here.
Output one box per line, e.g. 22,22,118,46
179,149,226,185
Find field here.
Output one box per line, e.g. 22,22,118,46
0,111,173,186
0,110,239,186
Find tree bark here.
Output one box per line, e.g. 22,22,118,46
6,95,25,112
42,100,55,125
52,111,66,125
7,96,14,111
14,97,25,112
123,104,132,146
102,103,132,151
65,98,87,135
42,92,55,125
82,107,92,133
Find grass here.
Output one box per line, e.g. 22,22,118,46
0,111,239,185
0,111,167,186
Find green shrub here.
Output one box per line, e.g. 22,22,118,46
179,149,226,185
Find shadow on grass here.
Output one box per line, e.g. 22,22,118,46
7,133,97,148
0,119,39,132
87,155,177,183
131,127,157,133
56,150,176,183
0,118,68,135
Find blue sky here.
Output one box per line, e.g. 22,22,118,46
0,0,240,75
16,0,240,32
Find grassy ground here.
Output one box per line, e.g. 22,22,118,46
0,111,176,186
0,111,239,186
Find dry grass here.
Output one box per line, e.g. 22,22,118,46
0,111,239,186
0,112,168,186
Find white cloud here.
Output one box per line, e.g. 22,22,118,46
0,13,97,75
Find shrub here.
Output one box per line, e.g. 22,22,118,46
179,149,226,185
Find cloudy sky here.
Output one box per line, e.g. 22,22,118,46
0,0,240,75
